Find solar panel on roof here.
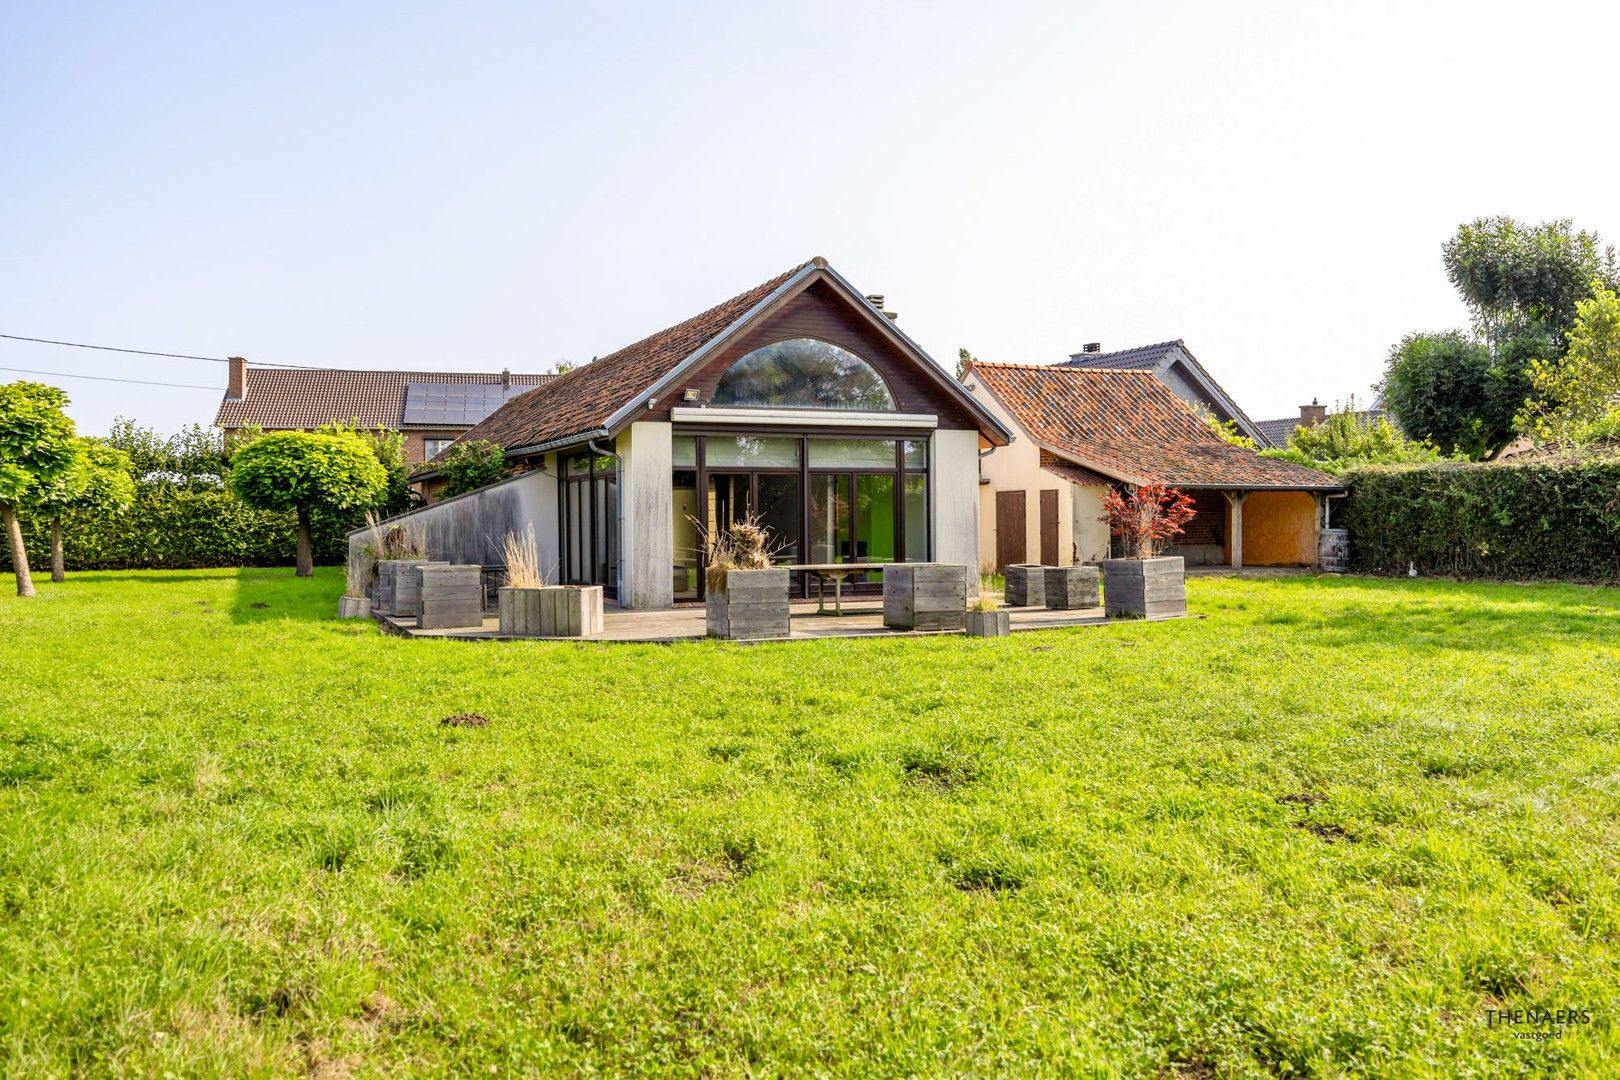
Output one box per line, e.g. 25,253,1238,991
403,382,533,426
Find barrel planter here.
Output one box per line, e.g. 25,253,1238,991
883,563,969,632
1101,556,1185,618
1044,565,1100,609
415,564,484,629
337,595,371,619
965,608,1011,637
706,568,790,640
1318,528,1350,572
1003,564,1047,607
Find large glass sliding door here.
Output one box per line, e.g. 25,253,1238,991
673,434,929,600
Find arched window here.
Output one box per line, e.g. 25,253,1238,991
712,338,896,410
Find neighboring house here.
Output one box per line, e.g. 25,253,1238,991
962,362,1341,571
401,256,1011,610
1060,340,1268,446
213,357,553,465
1255,396,1398,449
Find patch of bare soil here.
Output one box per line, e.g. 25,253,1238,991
1277,791,1328,808
1295,821,1354,842
439,713,489,728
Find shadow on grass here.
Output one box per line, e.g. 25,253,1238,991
226,566,348,626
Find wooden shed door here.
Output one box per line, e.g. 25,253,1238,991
995,490,1026,570
1040,489,1059,565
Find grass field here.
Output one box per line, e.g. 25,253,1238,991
2,569,1619,1077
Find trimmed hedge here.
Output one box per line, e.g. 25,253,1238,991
1342,458,1620,581
0,486,358,572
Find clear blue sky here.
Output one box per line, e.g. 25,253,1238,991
4,1,1617,435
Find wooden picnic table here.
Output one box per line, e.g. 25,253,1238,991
788,563,897,616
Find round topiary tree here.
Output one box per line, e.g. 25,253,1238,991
229,431,387,577
24,437,136,582
0,381,79,597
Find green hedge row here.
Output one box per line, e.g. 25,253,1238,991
1342,458,1620,581
0,486,359,572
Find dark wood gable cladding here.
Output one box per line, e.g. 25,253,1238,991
641,279,981,430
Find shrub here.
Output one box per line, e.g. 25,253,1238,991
1341,455,1620,581
0,486,361,572
1101,483,1195,559
435,440,510,498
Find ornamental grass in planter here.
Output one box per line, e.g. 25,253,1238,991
496,525,603,638
964,585,1010,638
1100,483,1192,619
337,546,373,619
703,515,789,641
364,514,438,616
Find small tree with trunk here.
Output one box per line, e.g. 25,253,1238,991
0,382,78,597
1101,483,1196,559
229,431,386,576
24,438,135,581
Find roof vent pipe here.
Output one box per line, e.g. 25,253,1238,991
501,367,511,390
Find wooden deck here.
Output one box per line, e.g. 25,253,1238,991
375,598,1182,643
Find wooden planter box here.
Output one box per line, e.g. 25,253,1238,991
415,564,484,629
337,595,371,619
883,563,968,632
1102,556,1186,618
499,585,604,637
706,568,790,640
1044,565,1100,610
965,608,1010,637
378,559,446,617
1003,563,1047,607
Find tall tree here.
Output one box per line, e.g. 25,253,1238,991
24,438,136,582
229,431,387,576
1522,282,1620,444
1379,332,1500,458
0,382,78,597
1382,217,1619,458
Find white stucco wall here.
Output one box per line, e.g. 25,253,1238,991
930,428,981,573
617,421,674,610
961,376,1089,569
1071,483,1111,564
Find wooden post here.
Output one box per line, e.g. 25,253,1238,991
1224,491,1246,570
1312,492,1326,566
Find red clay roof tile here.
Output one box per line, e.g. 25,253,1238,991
971,362,1340,490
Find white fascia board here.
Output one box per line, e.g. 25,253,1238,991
670,407,937,429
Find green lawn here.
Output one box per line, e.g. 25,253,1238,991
3,570,1619,1077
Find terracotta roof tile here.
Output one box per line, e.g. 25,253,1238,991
214,369,553,431
971,362,1340,490
447,262,809,457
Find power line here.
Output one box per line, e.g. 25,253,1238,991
0,332,327,370
0,365,220,391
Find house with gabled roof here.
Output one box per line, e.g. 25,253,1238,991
213,360,553,464
1061,339,1269,445
961,361,1341,571
395,257,1012,610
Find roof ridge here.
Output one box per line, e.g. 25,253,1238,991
248,368,553,377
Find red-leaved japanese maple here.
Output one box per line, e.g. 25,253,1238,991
1101,483,1197,559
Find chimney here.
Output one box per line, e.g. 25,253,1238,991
865,293,899,321
501,367,511,390
1083,342,1102,353
1299,398,1327,427
226,356,247,400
